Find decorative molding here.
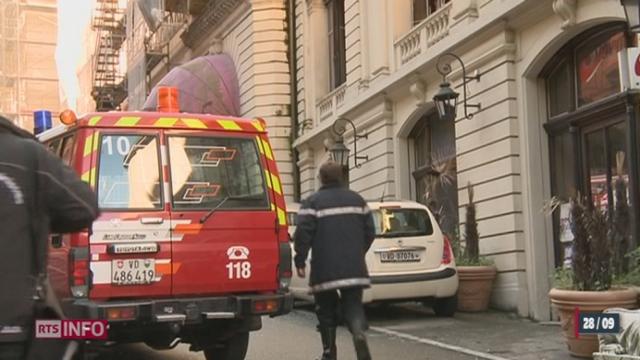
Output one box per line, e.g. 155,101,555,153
207,38,223,54
409,75,426,107
306,0,325,15
552,0,577,30
181,0,243,47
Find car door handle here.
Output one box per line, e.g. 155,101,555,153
51,234,63,248
140,217,164,225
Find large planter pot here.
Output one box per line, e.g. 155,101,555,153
456,265,497,312
549,288,638,359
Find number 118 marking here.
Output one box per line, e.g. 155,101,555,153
226,261,251,279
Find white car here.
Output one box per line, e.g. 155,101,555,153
288,200,459,316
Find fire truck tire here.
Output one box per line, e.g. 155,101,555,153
203,331,249,360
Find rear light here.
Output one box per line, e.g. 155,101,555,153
278,243,292,290
69,247,90,298
442,235,453,265
252,299,280,314
72,259,89,286
106,306,137,321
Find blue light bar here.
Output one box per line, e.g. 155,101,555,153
33,110,52,135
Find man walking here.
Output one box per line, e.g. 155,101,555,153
294,161,375,360
0,115,99,359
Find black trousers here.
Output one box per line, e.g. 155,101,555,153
313,287,368,336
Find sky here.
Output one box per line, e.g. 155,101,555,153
55,0,96,111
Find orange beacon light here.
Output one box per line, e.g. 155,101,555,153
157,86,180,113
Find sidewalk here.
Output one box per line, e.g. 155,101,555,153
367,304,573,360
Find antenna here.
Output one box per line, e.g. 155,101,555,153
380,186,386,202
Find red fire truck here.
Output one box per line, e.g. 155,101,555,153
36,93,292,359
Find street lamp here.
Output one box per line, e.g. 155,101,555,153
433,52,481,121
621,0,640,33
328,118,368,168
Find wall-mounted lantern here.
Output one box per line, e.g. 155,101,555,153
432,52,481,121
621,0,640,33
328,118,368,168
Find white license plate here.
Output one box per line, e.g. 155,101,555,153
379,251,421,263
111,259,156,285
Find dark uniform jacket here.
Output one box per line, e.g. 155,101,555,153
293,182,375,293
0,117,98,341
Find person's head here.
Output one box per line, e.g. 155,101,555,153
318,161,344,186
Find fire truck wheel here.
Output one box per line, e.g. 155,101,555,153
203,331,249,360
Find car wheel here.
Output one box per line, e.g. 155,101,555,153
432,295,457,317
203,332,249,360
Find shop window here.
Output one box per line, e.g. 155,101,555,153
410,111,458,236
327,0,346,89
576,32,626,106
545,25,634,117
413,0,450,25
542,22,636,267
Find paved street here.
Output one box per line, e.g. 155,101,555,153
89,302,571,360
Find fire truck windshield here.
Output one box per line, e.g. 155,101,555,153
168,136,269,210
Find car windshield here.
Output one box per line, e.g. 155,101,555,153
168,136,269,210
372,208,434,238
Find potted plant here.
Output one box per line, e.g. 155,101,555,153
454,183,497,312
548,193,638,358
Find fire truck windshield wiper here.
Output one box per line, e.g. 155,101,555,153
199,194,264,224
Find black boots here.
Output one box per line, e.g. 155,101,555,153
318,326,337,360
353,333,371,360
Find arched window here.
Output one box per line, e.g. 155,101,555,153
542,22,637,266
410,111,458,236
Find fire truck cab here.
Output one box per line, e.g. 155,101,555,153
37,107,292,359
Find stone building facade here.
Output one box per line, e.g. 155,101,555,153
291,0,638,320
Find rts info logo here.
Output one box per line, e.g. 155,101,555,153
35,320,108,340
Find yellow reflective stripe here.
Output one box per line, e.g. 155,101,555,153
256,136,265,154
81,167,96,185
181,118,206,129
271,173,282,195
277,207,286,225
115,116,140,127
251,120,264,132
271,203,276,211
155,117,178,127
88,116,101,126
83,133,98,157
261,139,273,160
217,119,242,131
264,170,273,189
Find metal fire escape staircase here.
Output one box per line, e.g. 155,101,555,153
92,0,126,111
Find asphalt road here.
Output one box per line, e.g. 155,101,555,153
91,303,478,360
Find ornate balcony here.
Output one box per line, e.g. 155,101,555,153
394,2,452,67
317,84,347,124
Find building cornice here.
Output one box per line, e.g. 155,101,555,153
181,0,244,48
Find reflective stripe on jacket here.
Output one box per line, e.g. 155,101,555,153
293,183,375,292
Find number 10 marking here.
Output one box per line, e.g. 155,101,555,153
226,261,251,279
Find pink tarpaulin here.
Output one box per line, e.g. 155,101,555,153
143,54,241,116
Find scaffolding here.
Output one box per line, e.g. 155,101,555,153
143,0,189,81
0,0,19,121
92,0,127,111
